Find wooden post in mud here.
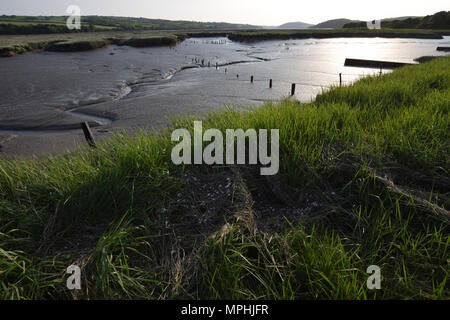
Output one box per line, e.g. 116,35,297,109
225,68,227,73
251,76,254,83
81,122,96,148
379,65,383,75
291,83,296,96
237,74,239,79
339,73,342,86
216,62,218,70
269,79,273,88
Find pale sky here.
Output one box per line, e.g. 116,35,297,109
0,0,448,26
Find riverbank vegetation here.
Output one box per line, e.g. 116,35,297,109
227,28,449,42
0,31,185,57
0,56,448,300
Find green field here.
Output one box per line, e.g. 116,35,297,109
0,56,448,299
0,15,260,35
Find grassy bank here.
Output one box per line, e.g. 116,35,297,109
0,31,185,57
0,57,449,300
228,28,449,42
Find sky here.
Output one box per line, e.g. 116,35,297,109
0,0,448,26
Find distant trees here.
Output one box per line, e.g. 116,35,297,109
344,11,450,29
419,11,450,29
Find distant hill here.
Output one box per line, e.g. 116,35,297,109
382,16,419,22
310,18,359,29
344,11,450,29
277,21,313,29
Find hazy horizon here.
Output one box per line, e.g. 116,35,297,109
0,0,448,26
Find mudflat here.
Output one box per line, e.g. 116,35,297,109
1,36,448,157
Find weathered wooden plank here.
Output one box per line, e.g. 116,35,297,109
345,58,413,69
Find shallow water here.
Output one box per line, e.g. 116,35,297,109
0,36,448,155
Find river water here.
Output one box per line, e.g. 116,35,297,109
0,36,448,156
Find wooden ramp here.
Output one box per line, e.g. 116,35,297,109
344,58,414,69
